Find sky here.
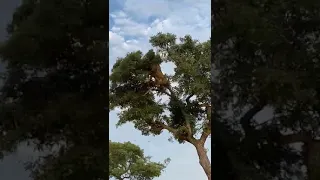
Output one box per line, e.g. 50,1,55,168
0,1,36,180
109,0,211,180
0,0,210,180
0,0,301,180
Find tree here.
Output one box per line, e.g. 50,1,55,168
109,33,211,179
0,0,108,179
212,0,320,179
109,141,168,180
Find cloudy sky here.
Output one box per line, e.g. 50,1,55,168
0,1,34,180
109,0,211,179
0,0,211,179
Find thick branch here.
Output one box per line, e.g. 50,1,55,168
154,121,177,134
116,176,124,180
199,128,211,145
185,123,193,138
154,121,196,143
199,105,212,145
240,101,267,135
279,132,312,145
151,65,194,139
186,94,194,105
154,88,171,97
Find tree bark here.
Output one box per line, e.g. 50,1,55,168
195,143,212,180
238,100,320,180
279,133,320,180
305,141,320,180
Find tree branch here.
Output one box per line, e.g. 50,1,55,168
166,86,194,135
199,128,211,145
279,132,312,145
200,103,211,122
198,103,212,145
151,65,195,140
116,176,124,180
154,88,171,97
240,101,267,135
186,93,194,105
156,121,177,134
153,121,196,143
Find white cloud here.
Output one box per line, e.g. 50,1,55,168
123,0,171,18
109,0,210,71
108,116,211,180
109,1,210,179
109,31,124,46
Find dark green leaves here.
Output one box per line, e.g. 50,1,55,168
0,0,108,179
109,33,210,139
212,0,320,179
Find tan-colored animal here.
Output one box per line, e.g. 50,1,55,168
148,64,169,88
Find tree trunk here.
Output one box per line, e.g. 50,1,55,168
195,143,211,180
305,140,320,180
280,133,320,180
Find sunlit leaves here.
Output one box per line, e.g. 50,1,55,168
109,141,167,180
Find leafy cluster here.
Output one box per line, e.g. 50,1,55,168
109,33,211,142
0,0,108,179
212,0,320,179
109,141,168,180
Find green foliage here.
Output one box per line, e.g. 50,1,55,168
109,33,210,141
149,33,176,51
212,0,320,179
109,33,212,178
109,141,168,180
0,0,108,179
26,144,108,180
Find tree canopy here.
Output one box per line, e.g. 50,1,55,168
109,141,168,180
0,0,108,179
212,0,320,179
109,33,211,179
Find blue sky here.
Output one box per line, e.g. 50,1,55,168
109,0,211,179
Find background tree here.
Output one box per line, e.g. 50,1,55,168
109,33,211,179
0,0,108,179
212,0,320,179
109,141,169,180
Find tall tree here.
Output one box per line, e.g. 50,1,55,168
0,0,108,179
109,33,211,179
212,0,320,179
109,141,169,180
